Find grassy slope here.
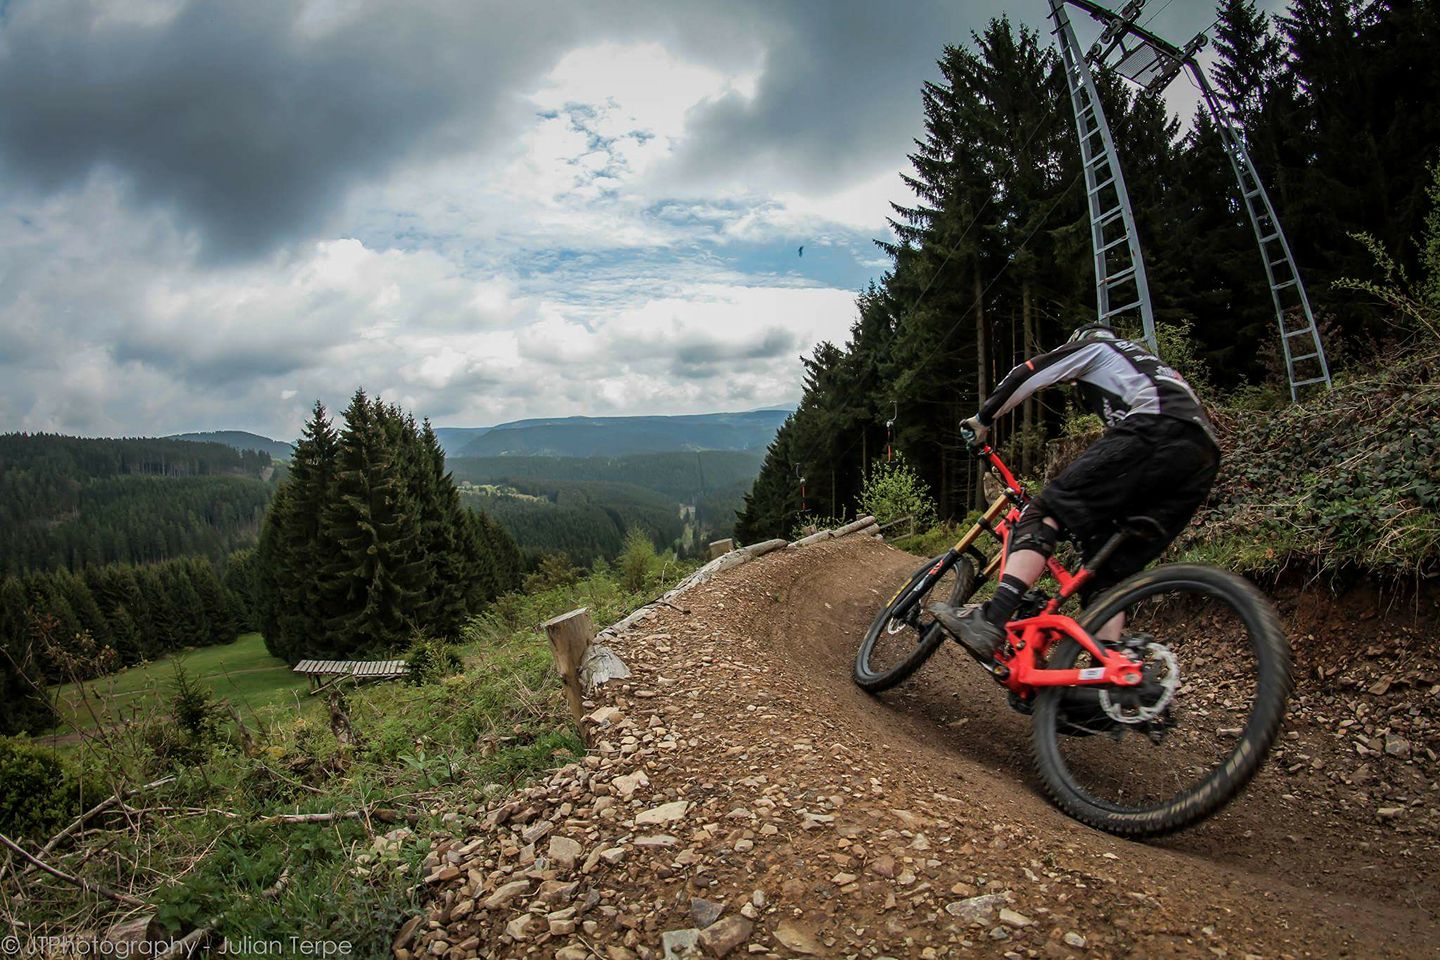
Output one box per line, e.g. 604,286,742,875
14,551,697,945
47,633,310,733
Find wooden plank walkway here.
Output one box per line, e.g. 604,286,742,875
292,659,408,694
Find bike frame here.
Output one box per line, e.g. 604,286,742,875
922,443,1145,697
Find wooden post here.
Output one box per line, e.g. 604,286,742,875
543,607,594,745
707,538,735,559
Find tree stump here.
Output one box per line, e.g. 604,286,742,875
707,538,736,559
543,607,594,746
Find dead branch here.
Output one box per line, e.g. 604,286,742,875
0,831,148,908
19,775,177,878
258,808,409,825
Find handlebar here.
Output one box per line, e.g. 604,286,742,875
961,425,1026,502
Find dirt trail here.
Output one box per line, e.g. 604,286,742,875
407,537,1439,960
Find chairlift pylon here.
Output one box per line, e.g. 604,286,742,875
1050,0,1331,401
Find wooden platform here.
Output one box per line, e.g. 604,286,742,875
292,658,409,694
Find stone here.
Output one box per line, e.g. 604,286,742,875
549,836,583,872
635,834,679,847
550,919,577,936
537,880,581,905
1377,806,1405,819
734,839,753,853
831,872,858,885
588,706,624,726
393,917,422,950
637,800,690,825
505,915,536,941
613,770,650,798
773,921,822,955
988,926,1011,941
426,865,459,884
1063,932,1087,949
555,947,589,960
662,928,702,959
691,897,725,928
483,879,531,910
998,908,1033,927
698,916,754,958
1384,735,1412,759
944,894,1005,924
523,820,555,845
868,855,897,879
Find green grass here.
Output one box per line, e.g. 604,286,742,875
13,555,703,942
46,633,310,735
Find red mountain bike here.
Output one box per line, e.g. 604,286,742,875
853,436,1292,837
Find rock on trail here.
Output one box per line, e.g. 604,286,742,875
402,537,1440,960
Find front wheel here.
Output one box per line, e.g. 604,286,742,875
854,552,982,693
1031,564,1292,837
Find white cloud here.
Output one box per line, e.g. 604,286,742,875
0,1,1235,441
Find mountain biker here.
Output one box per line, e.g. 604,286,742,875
930,323,1220,662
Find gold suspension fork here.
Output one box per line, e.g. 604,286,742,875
951,493,1011,559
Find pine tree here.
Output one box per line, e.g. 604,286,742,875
319,391,426,657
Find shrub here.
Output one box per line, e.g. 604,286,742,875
523,553,580,593
857,455,937,530
405,632,463,685
143,663,224,768
0,738,80,842
619,528,657,593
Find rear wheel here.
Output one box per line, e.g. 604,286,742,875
1031,564,1291,837
853,552,982,692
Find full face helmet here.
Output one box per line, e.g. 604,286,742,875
1065,322,1122,346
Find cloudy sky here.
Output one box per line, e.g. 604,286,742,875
0,0,1252,441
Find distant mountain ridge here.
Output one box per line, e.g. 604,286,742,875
169,430,294,460
170,409,794,462
444,409,792,458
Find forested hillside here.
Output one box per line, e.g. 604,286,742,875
450,450,762,559
454,410,789,457
0,435,273,733
0,557,244,734
738,0,1440,541
461,480,688,568
0,434,273,576
168,430,294,460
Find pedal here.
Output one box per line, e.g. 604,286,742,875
1014,590,1049,619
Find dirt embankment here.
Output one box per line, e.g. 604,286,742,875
403,537,1439,960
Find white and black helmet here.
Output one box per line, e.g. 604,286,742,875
1066,322,1121,346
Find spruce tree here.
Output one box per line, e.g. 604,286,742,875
320,390,426,657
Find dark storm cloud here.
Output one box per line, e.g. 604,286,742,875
666,0,1010,192
672,327,796,367
0,0,595,261
0,0,1013,263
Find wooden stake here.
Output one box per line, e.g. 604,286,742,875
543,607,594,745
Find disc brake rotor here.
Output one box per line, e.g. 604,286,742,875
1099,642,1180,724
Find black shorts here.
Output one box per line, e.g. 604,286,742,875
1031,414,1220,597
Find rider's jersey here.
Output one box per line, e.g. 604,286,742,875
978,336,1217,445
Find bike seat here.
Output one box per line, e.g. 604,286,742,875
1120,515,1167,541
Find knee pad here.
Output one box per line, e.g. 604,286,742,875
1009,505,1059,558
